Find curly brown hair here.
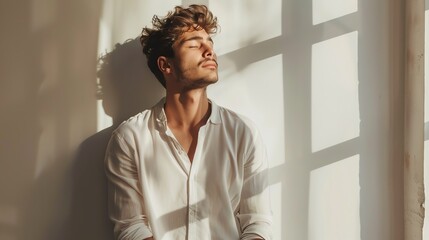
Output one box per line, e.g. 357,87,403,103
140,4,218,88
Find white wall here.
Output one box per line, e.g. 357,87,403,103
0,0,404,239
272,0,404,239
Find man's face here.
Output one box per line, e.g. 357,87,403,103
167,28,218,90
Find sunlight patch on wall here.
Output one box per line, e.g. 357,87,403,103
34,118,56,178
209,54,285,169
311,31,359,153
96,0,115,131
312,0,357,25
308,154,360,240
210,0,282,55
96,100,112,131
97,3,113,131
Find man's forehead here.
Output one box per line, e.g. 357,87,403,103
176,29,213,44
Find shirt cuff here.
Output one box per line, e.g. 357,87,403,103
117,223,153,240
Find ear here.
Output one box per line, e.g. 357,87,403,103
157,56,172,74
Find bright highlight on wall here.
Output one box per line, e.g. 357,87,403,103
311,31,360,153
312,0,358,25
308,154,361,240
210,0,282,55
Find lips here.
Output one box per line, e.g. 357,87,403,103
200,60,218,69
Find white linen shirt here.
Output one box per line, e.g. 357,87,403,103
105,98,272,240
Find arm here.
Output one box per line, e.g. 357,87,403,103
237,128,273,240
105,132,153,240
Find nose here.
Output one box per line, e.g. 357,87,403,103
203,43,215,58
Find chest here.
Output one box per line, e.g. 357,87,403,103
138,126,247,187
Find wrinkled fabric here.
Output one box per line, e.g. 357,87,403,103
105,98,272,240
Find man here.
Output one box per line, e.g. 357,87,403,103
105,4,272,240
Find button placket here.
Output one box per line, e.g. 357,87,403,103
164,128,191,174
188,163,196,239
186,125,208,239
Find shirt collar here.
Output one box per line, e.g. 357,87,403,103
154,98,167,131
208,99,221,125
154,97,221,131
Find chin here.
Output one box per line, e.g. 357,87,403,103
185,77,218,90
204,76,219,85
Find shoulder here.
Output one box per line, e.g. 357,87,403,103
112,108,153,141
215,103,260,138
215,104,266,163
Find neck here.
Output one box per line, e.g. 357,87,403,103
164,88,210,129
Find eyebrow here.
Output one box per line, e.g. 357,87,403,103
179,36,214,45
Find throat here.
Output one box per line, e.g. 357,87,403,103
171,128,200,162
164,95,212,162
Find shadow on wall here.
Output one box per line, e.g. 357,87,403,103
0,1,105,239
68,38,164,240
96,38,165,126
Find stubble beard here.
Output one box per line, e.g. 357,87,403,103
179,70,218,91
181,79,217,91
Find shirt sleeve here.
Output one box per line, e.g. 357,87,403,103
237,126,273,240
105,131,153,240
